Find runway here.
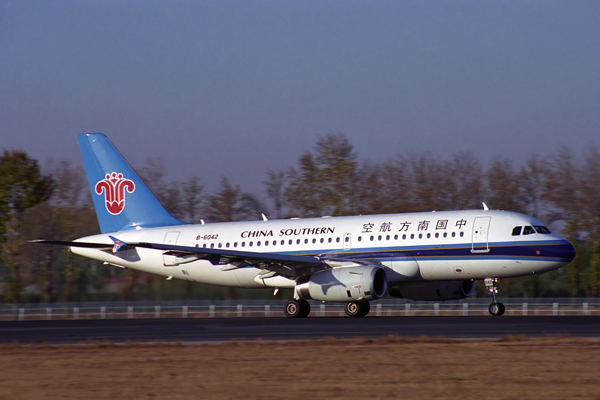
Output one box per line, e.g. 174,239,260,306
0,316,599,344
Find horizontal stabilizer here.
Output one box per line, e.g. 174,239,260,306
30,240,113,250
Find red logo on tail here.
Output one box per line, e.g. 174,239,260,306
95,172,135,215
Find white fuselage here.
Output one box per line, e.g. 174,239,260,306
72,209,575,290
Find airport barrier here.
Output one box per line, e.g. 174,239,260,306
0,298,599,320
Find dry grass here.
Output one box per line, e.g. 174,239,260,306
0,336,599,399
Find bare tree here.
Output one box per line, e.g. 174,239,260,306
263,170,286,219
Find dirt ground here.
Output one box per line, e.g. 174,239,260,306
0,337,598,400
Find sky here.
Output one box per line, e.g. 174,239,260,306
1,1,599,199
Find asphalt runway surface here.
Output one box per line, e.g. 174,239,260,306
0,316,599,344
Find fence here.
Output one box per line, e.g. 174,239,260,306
1,298,599,321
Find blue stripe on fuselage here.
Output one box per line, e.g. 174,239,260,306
277,239,576,263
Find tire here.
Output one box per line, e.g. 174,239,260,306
489,302,505,317
284,299,302,318
345,301,370,317
299,300,311,318
284,299,311,318
497,302,506,316
358,301,371,317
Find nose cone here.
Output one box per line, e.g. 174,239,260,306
550,238,576,264
564,240,577,263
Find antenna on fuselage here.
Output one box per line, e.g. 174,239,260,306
482,202,489,211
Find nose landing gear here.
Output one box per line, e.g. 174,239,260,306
485,277,505,316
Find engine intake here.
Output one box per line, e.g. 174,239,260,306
388,280,475,301
295,265,387,302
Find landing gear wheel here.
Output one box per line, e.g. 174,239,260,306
484,277,506,317
299,300,311,318
489,302,505,317
284,299,311,318
344,301,370,317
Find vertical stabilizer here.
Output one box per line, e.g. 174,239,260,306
78,133,186,233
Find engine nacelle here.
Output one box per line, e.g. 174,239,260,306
388,280,475,301
295,265,387,302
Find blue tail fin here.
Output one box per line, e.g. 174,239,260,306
78,133,186,233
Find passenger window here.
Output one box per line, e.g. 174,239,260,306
312,238,316,244
418,233,422,239
410,234,415,239
297,239,300,245
242,242,246,247
394,234,398,240
320,238,324,243
435,233,439,238
452,232,456,238
234,242,238,248
345,236,350,243
443,232,447,238
336,237,340,243
523,226,535,235
512,226,522,236
378,235,382,241
460,232,464,237
402,234,406,240
358,237,362,242
386,235,390,240
370,236,374,241
328,238,332,243
257,241,261,246
427,233,431,239
210,243,214,249
304,239,308,244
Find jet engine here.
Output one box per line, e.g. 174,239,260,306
388,280,475,301
295,265,387,302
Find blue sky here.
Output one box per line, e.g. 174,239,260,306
1,0,599,195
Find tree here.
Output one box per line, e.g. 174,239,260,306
486,158,524,212
285,133,359,217
263,170,286,219
203,177,262,222
0,151,54,302
181,176,204,223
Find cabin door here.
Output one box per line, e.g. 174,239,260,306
471,217,491,253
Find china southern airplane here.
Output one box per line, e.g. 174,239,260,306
36,133,576,318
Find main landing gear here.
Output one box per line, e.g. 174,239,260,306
284,299,311,318
485,277,505,317
284,300,372,318
344,301,370,317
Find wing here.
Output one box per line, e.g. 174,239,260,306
131,242,328,278
32,239,330,279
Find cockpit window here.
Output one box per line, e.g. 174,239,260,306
512,226,522,236
522,226,535,235
533,225,551,234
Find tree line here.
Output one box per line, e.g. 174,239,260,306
1,133,598,302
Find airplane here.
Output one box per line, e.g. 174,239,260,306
35,133,576,318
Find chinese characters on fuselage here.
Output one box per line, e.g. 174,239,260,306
362,219,468,234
